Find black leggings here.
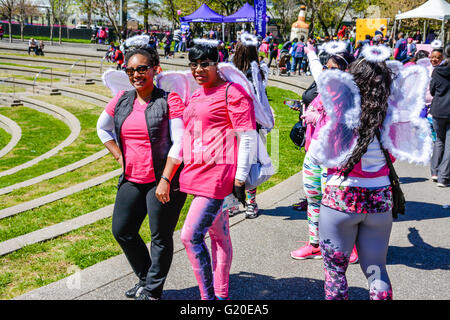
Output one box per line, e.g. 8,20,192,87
112,180,187,298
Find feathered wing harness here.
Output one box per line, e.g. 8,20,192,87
311,45,432,168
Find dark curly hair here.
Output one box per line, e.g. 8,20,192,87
339,57,393,177
125,46,160,67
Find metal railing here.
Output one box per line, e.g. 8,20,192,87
0,77,16,98
33,68,53,94
68,59,87,84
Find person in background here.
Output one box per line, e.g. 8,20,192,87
405,37,417,63
173,29,181,54
361,34,371,47
430,48,444,68
404,50,429,67
413,30,422,43
375,24,385,38
393,32,407,62
36,40,45,56
291,43,358,264
28,38,38,55
229,34,270,219
268,38,279,68
426,29,436,44
163,31,172,59
98,27,107,44
0,25,4,40
291,36,306,75
113,45,124,70
429,45,450,187
218,42,229,62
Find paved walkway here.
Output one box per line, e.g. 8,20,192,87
15,160,450,300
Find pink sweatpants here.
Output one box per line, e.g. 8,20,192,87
180,196,233,300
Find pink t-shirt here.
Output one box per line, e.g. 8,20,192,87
180,82,256,199
105,90,185,184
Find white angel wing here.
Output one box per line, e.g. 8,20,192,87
102,69,134,96
386,60,403,76
416,57,432,69
310,69,361,168
156,70,199,104
381,64,432,164
218,62,275,130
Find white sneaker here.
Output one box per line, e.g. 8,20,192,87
437,183,447,188
227,205,240,217
431,176,438,182
245,203,259,219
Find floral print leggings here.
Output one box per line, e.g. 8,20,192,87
303,153,327,244
180,196,232,300
319,205,393,300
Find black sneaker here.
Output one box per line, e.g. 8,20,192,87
135,290,160,300
125,283,144,298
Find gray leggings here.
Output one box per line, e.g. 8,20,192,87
319,205,393,300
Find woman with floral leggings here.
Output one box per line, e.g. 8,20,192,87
308,53,395,300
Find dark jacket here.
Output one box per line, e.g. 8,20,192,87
113,88,183,189
430,61,450,119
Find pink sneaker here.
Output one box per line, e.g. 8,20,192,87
349,245,359,264
290,242,322,260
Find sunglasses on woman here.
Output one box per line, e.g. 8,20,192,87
188,61,217,70
125,65,153,77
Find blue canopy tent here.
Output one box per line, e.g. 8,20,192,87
180,4,225,41
180,4,225,23
223,2,255,23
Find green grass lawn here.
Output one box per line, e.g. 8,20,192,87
0,127,11,150
0,85,26,94
0,96,106,190
0,86,304,299
0,106,70,173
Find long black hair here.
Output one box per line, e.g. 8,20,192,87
340,58,393,177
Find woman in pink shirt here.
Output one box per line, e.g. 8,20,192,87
179,40,257,300
96,46,187,300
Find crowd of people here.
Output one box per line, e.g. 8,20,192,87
96,21,449,301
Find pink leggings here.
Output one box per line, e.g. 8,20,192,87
180,196,232,300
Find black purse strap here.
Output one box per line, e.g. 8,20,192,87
375,129,400,185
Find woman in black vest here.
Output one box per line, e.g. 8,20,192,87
97,47,187,300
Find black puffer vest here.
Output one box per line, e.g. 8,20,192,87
113,88,182,190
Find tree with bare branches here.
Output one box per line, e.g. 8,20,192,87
0,0,18,43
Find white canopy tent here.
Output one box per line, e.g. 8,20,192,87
394,0,450,43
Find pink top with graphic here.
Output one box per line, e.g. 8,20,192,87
180,82,256,199
105,90,185,184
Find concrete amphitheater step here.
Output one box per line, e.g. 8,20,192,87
0,149,109,195
0,97,81,178
0,114,22,158
0,204,114,256
0,168,121,220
